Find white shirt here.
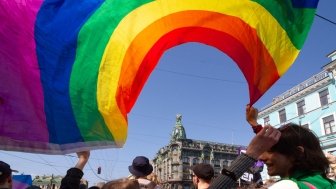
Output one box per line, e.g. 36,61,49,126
268,180,299,189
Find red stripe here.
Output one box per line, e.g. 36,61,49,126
121,27,279,112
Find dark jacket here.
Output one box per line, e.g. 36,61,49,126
60,168,84,189
209,154,256,189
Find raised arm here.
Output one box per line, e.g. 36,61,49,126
75,151,90,170
246,126,281,159
60,151,90,189
246,104,259,126
246,105,263,134
210,126,280,189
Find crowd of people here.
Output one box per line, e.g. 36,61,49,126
1,106,336,188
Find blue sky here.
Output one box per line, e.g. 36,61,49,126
2,1,336,186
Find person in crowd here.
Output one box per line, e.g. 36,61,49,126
0,161,17,189
95,182,105,188
209,105,281,189
102,178,139,189
191,163,214,189
260,123,336,188
211,105,336,188
128,156,157,189
79,183,88,189
60,151,90,189
247,105,336,188
88,186,100,189
263,178,277,188
146,173,162,189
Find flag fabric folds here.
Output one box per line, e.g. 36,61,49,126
0,0,319,154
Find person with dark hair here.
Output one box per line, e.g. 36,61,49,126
60,151,90,189
128,156,158,189
260,123,336,188
102,178,139,189
88,186,100,189
191,163,214,189
210,125,281,189
0,161,17,189
215,105,336,189
209,105,281,189
79,183,88,189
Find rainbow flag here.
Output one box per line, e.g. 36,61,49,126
12,175,33,189
0,0,319,154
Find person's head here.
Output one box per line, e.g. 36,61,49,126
96,182,105,188
88,186,100,189
0,161,15,189
128,156,153,178
102,178,139,189
259,123,329,178
191,163,214,188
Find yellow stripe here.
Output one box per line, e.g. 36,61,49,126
97,0,298,139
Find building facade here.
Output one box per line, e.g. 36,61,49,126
32,175,88,189
32,175,62,189
257,50,336,179
152,114,244,189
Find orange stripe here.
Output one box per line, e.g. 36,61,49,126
117,11,279,112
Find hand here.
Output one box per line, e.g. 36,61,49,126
246,126,280,159
75,151,90,170
246,104,259,126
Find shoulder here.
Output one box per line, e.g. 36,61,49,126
268,180,299,189
137,178,157,188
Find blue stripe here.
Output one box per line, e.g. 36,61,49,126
35,0,104,144
291,0,319,8
13,175,32,185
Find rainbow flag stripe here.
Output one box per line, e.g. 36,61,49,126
0,0,319,154
12,175,33,189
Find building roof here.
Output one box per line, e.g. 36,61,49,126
170,114,187,141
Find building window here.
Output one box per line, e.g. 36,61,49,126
279,109,287,123
319,89,329,107
183,157,189,164
193,158,198,165
213,160,220,167
264,116,270,125
323,115,336,135
297,100,305,116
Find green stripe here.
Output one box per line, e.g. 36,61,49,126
70,0,153,141
253,0,317,49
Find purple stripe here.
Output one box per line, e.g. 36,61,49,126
13,181,30,189
0,0,48,142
